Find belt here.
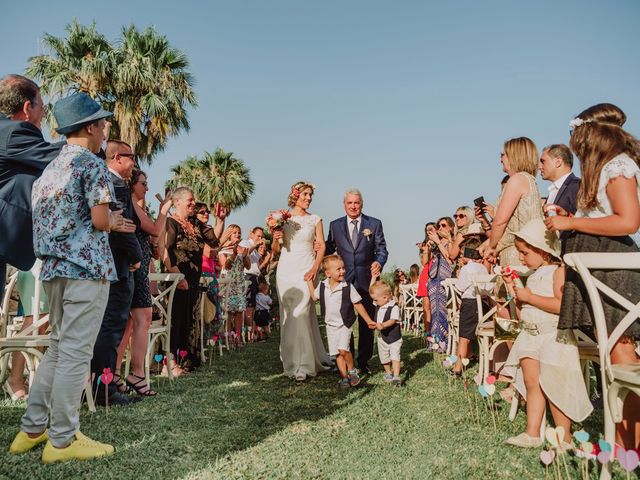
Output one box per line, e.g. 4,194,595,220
521,321,558,336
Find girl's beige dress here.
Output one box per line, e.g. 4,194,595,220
504,265,593,422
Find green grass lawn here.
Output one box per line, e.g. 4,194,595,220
0,332,629,479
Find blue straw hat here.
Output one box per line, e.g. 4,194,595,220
53,93,112,135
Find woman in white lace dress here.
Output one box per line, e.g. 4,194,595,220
271,181,331,381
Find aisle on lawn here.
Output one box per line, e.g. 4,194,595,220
0,333,607,479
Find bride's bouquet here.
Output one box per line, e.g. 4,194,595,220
266,209,291,245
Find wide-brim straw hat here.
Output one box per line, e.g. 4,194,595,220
514,219,560,259
54,93,112,135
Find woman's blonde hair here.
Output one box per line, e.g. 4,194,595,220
570,103,640,210
287,181,315,208
503,137,539,176
454,206,476,236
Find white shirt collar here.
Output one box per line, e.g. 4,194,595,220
378,299,396,309
108,167,123,180
548,172,571,192
347,215,362,225
323,279,348,291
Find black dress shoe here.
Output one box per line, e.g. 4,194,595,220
96,391,143,407
359,366,372,376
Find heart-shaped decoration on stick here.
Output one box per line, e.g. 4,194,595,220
154,354,163,363
617,448,640,472
545,426,564,448
100,368,113,385
461,358,470,367
473,374,482,386
573,430,589,443
478,385,488,397
485,375,496,385
580,441,594,457
597,451,611,464
484,383,496,396
179,350,188,359
540,449,555,465
598,439,612,452
449,355,458,363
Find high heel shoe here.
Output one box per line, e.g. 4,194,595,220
3,381,28,401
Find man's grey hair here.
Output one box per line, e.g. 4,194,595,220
343,188,363,201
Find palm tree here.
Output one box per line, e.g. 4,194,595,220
110,24,197,162
25,21,197,164
166,148,254,211
25,21,112,135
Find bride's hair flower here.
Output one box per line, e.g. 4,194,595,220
569,117,592,131
287,181,316,207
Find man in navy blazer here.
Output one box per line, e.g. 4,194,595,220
326,189,388,374
91,139,143,406
539,144,580,244
0,75,63,299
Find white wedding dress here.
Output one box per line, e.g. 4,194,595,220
276,213,330,380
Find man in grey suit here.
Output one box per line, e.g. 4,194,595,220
0,75,64,299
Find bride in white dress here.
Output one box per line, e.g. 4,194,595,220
271,181,330,381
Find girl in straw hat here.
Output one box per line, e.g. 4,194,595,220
501,219,592,449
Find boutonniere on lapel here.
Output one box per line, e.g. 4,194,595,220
362,228,373,241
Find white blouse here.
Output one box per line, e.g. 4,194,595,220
576,153,640,244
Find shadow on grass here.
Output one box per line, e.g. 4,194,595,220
0,332,374,480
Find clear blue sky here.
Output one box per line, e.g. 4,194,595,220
3,1,640,268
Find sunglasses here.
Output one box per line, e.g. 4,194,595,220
438,223,448,229
119,152,137,160
197,210,210,215
453,214,466,219
138,181,148,187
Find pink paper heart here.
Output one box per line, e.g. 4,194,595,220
179,350,188,359
597,451,611,464
102,367,111,375
540,449,555,465
485,375,496,385
101,372,113,385
617,448,640,472
473,374,482,386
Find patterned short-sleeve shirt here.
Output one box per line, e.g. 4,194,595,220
32,144,117,281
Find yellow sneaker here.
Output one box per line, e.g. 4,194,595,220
9,430,48,454
41,431,114,464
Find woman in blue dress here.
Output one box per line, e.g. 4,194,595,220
426,217,454,352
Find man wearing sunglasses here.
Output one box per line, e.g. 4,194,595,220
0,75,64,300
91,139,143,407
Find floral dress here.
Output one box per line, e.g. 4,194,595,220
219,248,247,313
427,246,453,351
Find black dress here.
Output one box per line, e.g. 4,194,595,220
558,232,640,339
165,217,219,367
131,206,153,309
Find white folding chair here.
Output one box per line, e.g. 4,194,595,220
139,272,183,384
564,252,640,480
399,284,422,335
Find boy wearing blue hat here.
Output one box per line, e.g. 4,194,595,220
9,93,135,463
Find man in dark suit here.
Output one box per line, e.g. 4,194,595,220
326,189,388,374
91,139,143,406
0,75,63,299
539,144,580,244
